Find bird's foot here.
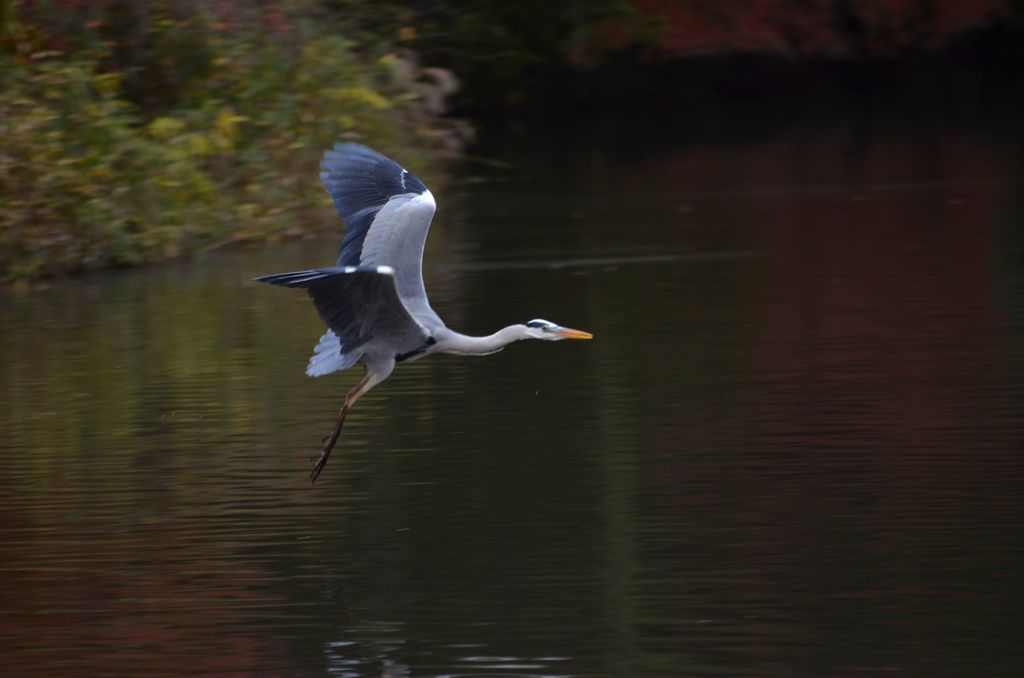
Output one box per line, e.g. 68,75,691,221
310,449,330,483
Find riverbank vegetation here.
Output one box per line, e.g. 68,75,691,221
0,1,434,283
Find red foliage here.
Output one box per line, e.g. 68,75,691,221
627,0,1006,57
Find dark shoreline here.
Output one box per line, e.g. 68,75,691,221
450,21,1024,119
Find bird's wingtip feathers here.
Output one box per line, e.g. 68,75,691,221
320,142,389,170
253,270,334,288
254,266,398,290
333,141,362,153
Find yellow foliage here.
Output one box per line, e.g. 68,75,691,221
149,116,186,140
215,110,248,142
324,87,391,110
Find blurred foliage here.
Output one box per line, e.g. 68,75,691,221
0,0,430,283
320,0,663,106
0,51,220,280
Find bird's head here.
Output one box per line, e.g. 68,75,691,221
523,319,593,341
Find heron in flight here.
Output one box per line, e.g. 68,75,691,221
255,143,592,482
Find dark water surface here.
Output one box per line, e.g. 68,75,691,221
2,110,1023,676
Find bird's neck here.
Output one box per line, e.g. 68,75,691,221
437,324,528,356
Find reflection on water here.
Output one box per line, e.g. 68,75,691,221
1,109,1022,677
321,620,574,677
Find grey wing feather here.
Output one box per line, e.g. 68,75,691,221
320,143,438,324
253,266,431,375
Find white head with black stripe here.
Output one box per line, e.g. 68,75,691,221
522,319,593,341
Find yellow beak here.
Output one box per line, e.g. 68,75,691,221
555,326,593,340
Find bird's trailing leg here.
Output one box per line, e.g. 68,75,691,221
310,372,372,483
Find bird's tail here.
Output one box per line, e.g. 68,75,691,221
307,330,361,377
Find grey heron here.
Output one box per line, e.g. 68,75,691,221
255,143,592,482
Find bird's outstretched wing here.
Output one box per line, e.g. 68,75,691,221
320,143,437,321
253,266,431,374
